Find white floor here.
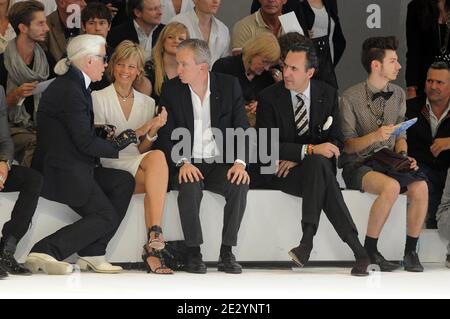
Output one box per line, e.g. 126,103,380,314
1,263,450,299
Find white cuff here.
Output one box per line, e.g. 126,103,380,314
146,133,158,143
300,145,307,160
234,159,246,168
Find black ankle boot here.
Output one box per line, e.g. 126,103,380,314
0,265,7,279
0,237,32,275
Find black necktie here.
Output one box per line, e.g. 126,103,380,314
294,94,308,136
372,91,393,101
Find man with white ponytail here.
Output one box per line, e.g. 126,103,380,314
26,34,138,275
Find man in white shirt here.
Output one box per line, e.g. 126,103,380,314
170,0,229,64
157,39,250,274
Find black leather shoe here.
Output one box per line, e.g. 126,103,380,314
0,251,32,275
369,251,400,272
403,251,424,272
218,251,242,274
351,257,370,276
446,255,450,269
184,253,207,274
0,236,32,275
288,243,312,267
0,265,7,279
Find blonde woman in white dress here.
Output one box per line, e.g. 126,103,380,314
92,40,172,274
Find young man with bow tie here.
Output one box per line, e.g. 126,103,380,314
339,36,428,273
256,38,370,276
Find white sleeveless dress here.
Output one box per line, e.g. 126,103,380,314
92,84,157,176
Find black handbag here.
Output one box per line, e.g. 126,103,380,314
365,148,412,173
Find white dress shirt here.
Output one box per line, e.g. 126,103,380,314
170,9,230,64
426,98,450,138
189,73,219,159
180,74,246,167
81,70,91,89
290,81,311,160
161,0,194,24
133,20,156,62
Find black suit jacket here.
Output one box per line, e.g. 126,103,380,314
155,72,250,174
251,0,346,65
107,19,165,49
256,80,343,182
32,67,119,207
406,96,450,171
406,0,444,95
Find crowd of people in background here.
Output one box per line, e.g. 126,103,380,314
1,0,450,280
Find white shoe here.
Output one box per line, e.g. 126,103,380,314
25,253,73,275
76,256,122,274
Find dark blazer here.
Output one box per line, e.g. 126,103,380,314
155,72,250,173
406,96,450,171
212,54,275,103
406,0,445,95
32,66,119,207
107,19,165,49
256,80,343,182
0,86,13,163
251,0,345,65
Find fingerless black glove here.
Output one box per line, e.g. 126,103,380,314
112,129,137,150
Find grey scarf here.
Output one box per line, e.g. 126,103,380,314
4,41,49,128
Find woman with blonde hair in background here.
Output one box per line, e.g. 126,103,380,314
146,21,189,104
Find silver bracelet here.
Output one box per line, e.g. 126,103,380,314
146,133,158,143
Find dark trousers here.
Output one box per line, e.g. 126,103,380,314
418,163,447,228
173,162,249,248
267,155,357,240
1,165,43,240
31,167,135,260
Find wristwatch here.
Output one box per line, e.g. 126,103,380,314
176,158,189,168
399,151,408,158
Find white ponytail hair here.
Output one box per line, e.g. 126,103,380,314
54,34,106,75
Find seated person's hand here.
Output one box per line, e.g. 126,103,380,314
408,156,419,171
374,125,396,142
95,124,116,139
245,101,257,114
312,142,340,159
430,137,450,157
105,2,119,18
0,161,8,191
178,162,204,184
151,107,168,131
15,81,38,99
227,162,250,185
275,160,298,178
113,129,137,150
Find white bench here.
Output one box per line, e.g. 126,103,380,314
0,190,411,263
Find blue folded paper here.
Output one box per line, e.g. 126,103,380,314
391,117,418,137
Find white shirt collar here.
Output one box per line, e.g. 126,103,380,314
81,70,91,89
188,72,211,101
290,81,311,102
133,19,156,38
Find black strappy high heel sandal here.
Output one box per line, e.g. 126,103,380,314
147,225,165,250
142,244,173,275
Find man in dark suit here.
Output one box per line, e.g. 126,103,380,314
107,0,164,61
156,39,250,274
25,34,137,275
0,85,43,278
256,40,369,276
407,61,450,228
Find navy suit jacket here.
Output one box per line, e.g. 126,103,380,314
32,67,119,206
